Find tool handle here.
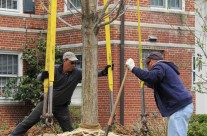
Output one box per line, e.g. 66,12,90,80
104,125,110,136
104,68,128,136
110,68,128,121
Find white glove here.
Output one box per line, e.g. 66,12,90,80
126,58,135,71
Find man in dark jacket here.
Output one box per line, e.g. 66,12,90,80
125,52,193,136
9,51,111,136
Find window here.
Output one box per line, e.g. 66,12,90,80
168,0,182,9
151,0,164,8
67,0,81,10
151,0,183,10
76,54,82,68
0,0,21,12
142,49,164,70
0,52,22,98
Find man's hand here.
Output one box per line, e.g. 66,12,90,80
126,58,135,71
41,71,49,81
101,65,113,76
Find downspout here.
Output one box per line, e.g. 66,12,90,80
120,2,125,125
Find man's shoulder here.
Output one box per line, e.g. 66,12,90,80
73,67,82,73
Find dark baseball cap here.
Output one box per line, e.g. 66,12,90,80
143,52,163,64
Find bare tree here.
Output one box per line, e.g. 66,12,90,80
40,0,129,126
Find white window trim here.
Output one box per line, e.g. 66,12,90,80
0,0,23,14
151,0,185,12
0,51,23,105
192,55,195,86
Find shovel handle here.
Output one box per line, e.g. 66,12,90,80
104,68,128,136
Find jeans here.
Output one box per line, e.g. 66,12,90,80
168,103,193,136
9,101,73,136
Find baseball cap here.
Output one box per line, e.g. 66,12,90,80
63,52,78,61
143,52,163,64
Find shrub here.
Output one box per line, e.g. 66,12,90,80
188,114,207,136
132,113,167,136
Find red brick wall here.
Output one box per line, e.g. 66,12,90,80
0,0,195,129
0,103,34,128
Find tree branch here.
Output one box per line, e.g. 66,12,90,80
98,0,124,27
100,0,120,20
39,0,81,30
57,16,81,30
64,0,82,21
66,0,82,15
99,0,112,18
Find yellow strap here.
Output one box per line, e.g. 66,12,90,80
103,0,113,92
44,0,57,93
137,0,144,87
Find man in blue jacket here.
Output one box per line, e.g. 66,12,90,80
125,52,193,136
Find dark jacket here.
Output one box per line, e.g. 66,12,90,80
39,64,104,106
131,60,192,117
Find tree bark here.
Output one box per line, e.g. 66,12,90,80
81,0,99,125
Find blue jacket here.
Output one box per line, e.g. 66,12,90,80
131,60,192,117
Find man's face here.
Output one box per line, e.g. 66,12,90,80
146,60,152,71
146,59,157,71
63,59,76,72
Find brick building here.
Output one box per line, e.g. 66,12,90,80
0,0,195,129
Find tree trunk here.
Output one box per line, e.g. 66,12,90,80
81,0,99,125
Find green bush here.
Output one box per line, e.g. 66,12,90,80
188,114,207,136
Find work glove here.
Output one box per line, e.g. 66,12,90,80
101,64,113,76
39,94,44,101
126,58,135,71
40,71,49,81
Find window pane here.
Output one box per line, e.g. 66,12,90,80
0,77,17,97
168,0,181,9
76,54,82,68
68,0,81,9
151,0,164,7
0,77,7,96
0,0,17,10
2,0,6,8
2,55,8,74
0,54,18,75
7,0,11,9
12,0,17,9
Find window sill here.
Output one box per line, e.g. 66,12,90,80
149,7,185,13
0,97,25,106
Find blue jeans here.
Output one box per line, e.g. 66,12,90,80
9,101,73,136
168,103,193,136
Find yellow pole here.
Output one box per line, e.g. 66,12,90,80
103,0,114,112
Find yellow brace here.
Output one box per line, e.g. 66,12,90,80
103,0,114,112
